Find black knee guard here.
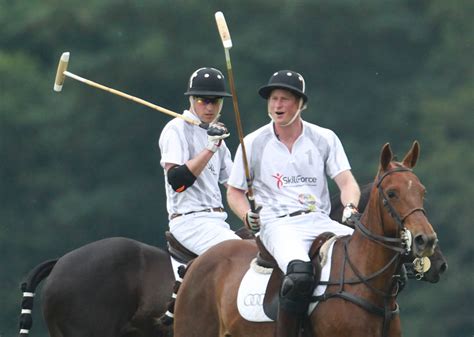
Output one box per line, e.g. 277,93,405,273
279,260,315,314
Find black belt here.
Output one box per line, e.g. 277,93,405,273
277,210,313,218
170,207,225,220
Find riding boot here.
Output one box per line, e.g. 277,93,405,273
275,305,301,337
155,262,191,331
156,265,186,326
275,260,315,337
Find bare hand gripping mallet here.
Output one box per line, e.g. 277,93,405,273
215,12,257,212
54,52,207,128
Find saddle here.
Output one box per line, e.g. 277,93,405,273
165,231,198,264
255,232,336,319
165,227,255,264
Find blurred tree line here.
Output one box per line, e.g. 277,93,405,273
0,1,472,336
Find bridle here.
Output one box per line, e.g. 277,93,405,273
376,167,426,245
354,167,426,254
314,167,428,337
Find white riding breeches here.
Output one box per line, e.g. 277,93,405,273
259,212,353,273
169,211,241,255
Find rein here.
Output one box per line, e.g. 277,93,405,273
313,167,426,337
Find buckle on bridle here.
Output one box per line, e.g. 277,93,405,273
400,229,412,255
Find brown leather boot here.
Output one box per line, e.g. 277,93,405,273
275,306,302,337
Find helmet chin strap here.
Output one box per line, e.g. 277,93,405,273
188,96,223,124
213,99,223,123
268,97,306,127
189,96,197,115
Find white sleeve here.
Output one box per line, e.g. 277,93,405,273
218,142,233,184
227,144,247,190
158,125,188,168
326,132,351,179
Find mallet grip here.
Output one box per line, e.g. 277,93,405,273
246,189,258,213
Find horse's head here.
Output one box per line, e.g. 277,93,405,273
375,141,438,258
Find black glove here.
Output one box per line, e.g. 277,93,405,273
206,122,230,152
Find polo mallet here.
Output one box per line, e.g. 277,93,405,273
215,12,258,213
53,52,207,128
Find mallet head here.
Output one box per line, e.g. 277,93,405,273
215,11,232,49
54,52,70,92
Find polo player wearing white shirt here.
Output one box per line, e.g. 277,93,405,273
157,67,241,326
227,70,361,337
159,67,241,255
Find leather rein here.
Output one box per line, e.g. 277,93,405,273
314,167,426,336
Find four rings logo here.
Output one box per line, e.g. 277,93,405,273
272,173,318,189
243,293,265,306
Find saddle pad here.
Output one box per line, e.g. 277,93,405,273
308,239,336,314
319,235,338,267
237,264,273,321
237,240,336,322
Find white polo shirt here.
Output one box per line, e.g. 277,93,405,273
159,110,232,217
228,120,350,224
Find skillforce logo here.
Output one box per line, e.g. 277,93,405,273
272,173,318,189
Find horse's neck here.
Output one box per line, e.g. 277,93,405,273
347,202,400,293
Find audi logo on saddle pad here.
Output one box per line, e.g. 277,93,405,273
272,173,318,189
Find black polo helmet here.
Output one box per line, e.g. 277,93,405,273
258,70,307,103
184,67,232,97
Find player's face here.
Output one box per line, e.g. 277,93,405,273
192,96,223,123
267,89,300,126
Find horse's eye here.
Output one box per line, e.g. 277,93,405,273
387,190,397,199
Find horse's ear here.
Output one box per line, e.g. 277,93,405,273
402,140,420,168
380,143,393,171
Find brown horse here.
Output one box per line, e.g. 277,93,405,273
173,141,438,337
17,142,445,337
330,183,447,283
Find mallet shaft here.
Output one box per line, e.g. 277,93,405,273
215,11,257,211
62,71,198,125
54,51,205,128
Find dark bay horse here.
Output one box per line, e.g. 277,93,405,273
19,238,176,337
173,141,439,337
18,230,254,337
17,142,446,337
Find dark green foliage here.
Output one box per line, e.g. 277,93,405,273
1,1,471,336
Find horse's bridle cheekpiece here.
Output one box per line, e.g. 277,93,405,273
375,167,426,254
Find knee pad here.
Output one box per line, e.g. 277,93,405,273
279,260,315,313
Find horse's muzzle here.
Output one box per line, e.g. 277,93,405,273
413,232,438,257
